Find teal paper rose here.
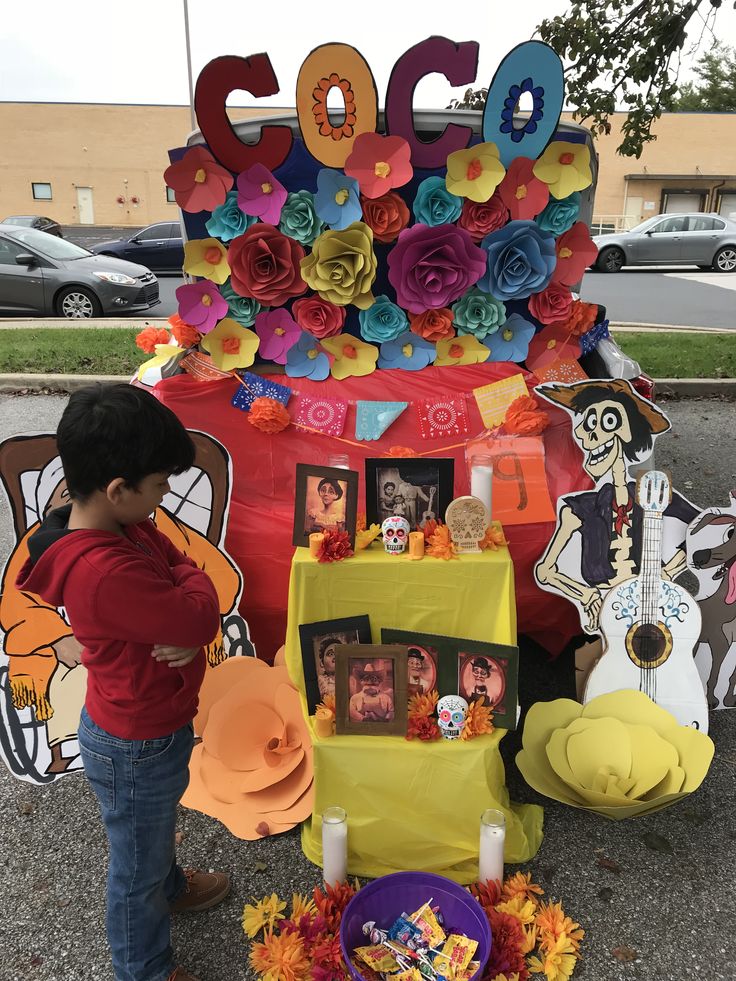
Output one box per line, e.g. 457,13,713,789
278,190,325,246
205,190,256,242
358,295,408,343
412,176,463,227
452,288,506,340
220,278,261,327
536,192,581,236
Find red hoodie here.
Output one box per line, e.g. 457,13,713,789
16,505,220,739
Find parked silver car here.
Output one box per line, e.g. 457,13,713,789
0,225,159,318
592,213,736,273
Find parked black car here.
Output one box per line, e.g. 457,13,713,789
92,221,184,273
2,215,63,237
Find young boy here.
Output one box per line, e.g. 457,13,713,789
16,383,230,981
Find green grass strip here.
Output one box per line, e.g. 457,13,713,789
615,330,736,379
0,328,148,375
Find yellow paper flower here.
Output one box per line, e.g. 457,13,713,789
242,893,287,938
446,142,506,202
434,334,490,367
136,343,185,382
319,333,379,379
300,221,377,309
516,690,714,820
532,142,592,200
182,237,231,284
356,523,382,549
200,316,259,371
249,928,310,981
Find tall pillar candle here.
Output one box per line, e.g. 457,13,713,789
478,808,505,885
470,455,493,524
322,806,348,887
409,531,425,560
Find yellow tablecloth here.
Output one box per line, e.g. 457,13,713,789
285,543,543,881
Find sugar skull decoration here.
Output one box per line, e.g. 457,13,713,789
436,694,469,740
382,515,410,555
445,496,488,554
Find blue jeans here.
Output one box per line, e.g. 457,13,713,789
78,706,194,981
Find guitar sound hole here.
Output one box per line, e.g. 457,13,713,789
630,624,667,664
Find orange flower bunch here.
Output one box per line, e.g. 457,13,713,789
407,689,441,741
425,522,456,560
167,313,201,349
135,326,170,353
460,698,494,740
480,523,509,551
317,528,354,563
502,395,550,437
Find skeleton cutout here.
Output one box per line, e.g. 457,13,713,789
382,515,410,555
436,694,468,740
446,496,487,553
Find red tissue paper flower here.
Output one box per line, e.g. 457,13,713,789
498,156,550,221
135,326,170,353
292,296,345,340
164,146,233,213
247,397,291,434
359,191,410,244
344,132,413,199
551,220,598,286
527,281,573,326
227,224,307,306
317,529,354,563
457,193,509,241
558,298,599,337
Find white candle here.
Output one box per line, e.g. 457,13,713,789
322,806,348,887
470,459,493,524
478,808,505,886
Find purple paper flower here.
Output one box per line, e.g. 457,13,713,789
236,163,287,225
478,220,557,301
175,281,228,334
387,223,487,314
254,309,300,364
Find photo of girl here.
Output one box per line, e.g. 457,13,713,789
305,476,346,533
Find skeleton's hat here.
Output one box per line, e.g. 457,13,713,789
537,378,670,435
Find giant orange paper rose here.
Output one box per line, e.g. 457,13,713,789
182,657,314,839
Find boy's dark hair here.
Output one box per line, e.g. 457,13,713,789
56,383,195,500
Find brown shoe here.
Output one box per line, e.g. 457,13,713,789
170,869,231,913
167,969,201,981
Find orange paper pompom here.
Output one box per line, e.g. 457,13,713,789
135,326,170,353
502,395,550,436
559,299,598,337
386,445,419,458
247,397,290,434
168,313,202,349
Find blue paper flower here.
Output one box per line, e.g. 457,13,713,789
314,169,362,230
500,77,544,143
412,177,462,227
478,220,556,301
536,192,581,236
482,312,536,362
358,295,408,344
285,331,331,381
452,288,506,340
377,329,437,371
205,190,256,242
220,279,261,327
278,190,325,246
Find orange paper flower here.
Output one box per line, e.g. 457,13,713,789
386,445,419,458
461,698,495,740
135,326,170,353
426,523,456,560
502,395,550,436
480,524,509,551
408,688,439,721
557,298,599,337
317,528,354,563
249,928,311,981
168,314,201,348
248,397,290,434
409,307,455,343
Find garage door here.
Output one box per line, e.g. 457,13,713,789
718,193,736,221
663,192,704,213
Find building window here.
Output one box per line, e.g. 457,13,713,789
32,182,52,200
166,186,177,203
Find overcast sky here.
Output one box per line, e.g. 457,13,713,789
1,0,733,107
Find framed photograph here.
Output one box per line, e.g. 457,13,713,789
365,457,454,529
299,615,372,716
292,463,359,548
335,645,408,736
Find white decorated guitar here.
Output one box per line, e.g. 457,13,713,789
584,471,709,733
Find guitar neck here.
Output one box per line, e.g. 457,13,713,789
640,508,663,624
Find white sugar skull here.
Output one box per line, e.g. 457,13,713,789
436,694,469,740
382,515,410,555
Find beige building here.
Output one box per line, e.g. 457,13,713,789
1,102,734,231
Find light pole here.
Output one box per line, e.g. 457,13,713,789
183,0,196,133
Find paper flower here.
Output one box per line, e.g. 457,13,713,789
457,193,508,241
163,146,233,213
300,222,377,309
136,343,185,381
242,894,287,938
227,224,306,306
285,332,331,381
135,326,170,353
359,191,410,244
528,281,573,326
551,221,599,285
182,237,230,285
461,698,494,739
536,192,581,236
452,288,506,340
344,132,413,199
176,280,228,334
526,324,581,373
479,522,509,550
205,189,256,242
497,157,550,220
388,223,486,313
558,298,599,337
248,397,290,434
500,78,544,142
319,333,378,380
358,294,407,344
516,690,715,820
200,317,260,371
445,142,506,202
254,309,300,363
482,313,536,363
425,522,456,559
249,927,311,979
378,329,437,371
409,308,455,343
502,395,550,436
478,220,557,301
317,527,354,562
532,141,593,200
182,657,313,839
220,279,261,328
434,334,490,367
236,163,287,225
167,314,201,349
356,523,382,549
313,169,362,230
412,176,463,227
292,296,345,340
278,190,324,246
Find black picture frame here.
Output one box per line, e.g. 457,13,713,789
365,457,455,529
292,463,359,549
299,615,372,715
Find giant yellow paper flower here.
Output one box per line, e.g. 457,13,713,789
183,237,231,284
516,690,714,820
434,334,490,367
319,333,378,379
446,142,506,202
532,142,592,200
200,316,259,371
300,221,377,309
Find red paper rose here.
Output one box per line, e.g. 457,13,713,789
409,308,455,343
551,220,599,285
360,192,410,244
292,296,346,339
457,192,509,241
528,282,573,325
388,223,486,313
227,224,307,306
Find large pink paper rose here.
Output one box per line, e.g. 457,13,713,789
387,223,487,314
227,224,307,306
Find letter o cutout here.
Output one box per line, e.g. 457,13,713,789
296,43,378,167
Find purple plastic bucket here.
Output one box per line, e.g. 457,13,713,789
339,871,492,980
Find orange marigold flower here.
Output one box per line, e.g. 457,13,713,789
536,901,584,953
249,928,311,981
421,518,440,540
480,524,508,551
135,326,170,353
408,688,439,721
407,715,441,741
426,523,456,560
168,313,201,348
460,698,494,740
501,871,545,905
